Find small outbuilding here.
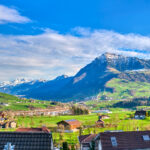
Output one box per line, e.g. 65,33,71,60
95,116,104,128
99,115,109,119
57,119,81,131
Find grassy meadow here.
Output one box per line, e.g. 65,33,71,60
13,111,150,145
1,92,150,146
0,92,52,111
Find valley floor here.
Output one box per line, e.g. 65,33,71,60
2,111,150,147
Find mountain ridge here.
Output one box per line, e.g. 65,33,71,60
1,53,150,101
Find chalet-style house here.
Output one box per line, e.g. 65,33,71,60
0,130,53,150
95,116,104,128
57,119,81,132
79,130,150,150
135,110,146,119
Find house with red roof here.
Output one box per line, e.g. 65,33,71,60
16,126,50,133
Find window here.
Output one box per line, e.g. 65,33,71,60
111,137,117,147
143,135,150,141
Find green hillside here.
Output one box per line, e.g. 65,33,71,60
0,92,51,111
99,78,150,100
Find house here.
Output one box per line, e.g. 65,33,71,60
95,116,104,128
99,115,109,119
0,103,9,106
79,134,101,150
79,130,150,150
0,121,17,128
0,131,53,150
0,112,17,128
135,110,146,119
57,119,81,132
79,134,99,150
8,121,17,128
0,111,6,118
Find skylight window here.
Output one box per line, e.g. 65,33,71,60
143,135,150,141
111,137,117,147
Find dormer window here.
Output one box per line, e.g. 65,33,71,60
143,135,150,141
111,137,117,147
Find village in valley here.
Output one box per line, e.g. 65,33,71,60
1,92,150,150
2,0,150,150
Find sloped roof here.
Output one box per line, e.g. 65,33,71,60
79,134,97,143
0,131,52,150
16,127,50,133
96,119,104,123
135,110,146,116
100,131,150,150
57,119,81,126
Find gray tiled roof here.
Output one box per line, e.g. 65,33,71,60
0,132,52,150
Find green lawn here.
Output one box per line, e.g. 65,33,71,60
12,111,150,146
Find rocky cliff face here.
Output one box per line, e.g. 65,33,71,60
1,53,150,101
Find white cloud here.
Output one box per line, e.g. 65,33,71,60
1,28,150,81
0,5,30,24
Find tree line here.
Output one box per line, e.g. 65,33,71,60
70,106,89,115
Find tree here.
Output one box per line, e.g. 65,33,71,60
63,142,69,150
91,140,95,150
39,120,43,126
79,126,83,136
30,117,35,127
58,125,64,142
70,105,89,115
71,145,75,150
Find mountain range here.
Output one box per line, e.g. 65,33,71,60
1,53,150,102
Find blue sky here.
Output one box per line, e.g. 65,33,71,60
1,0,150,81
1,0,150,35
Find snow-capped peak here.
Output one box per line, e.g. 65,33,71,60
0,78,31,87
55,75,68,80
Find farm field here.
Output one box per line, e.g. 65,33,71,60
85,99,122,110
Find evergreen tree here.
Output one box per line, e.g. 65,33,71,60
91,140,95,150
63,142,69,150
